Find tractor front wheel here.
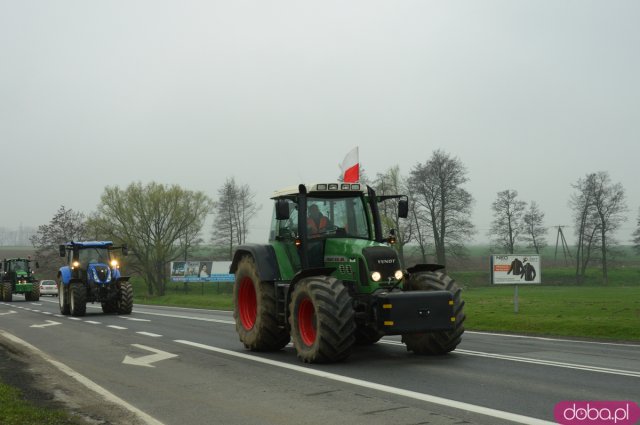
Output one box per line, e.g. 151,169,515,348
233,255,289,351
117,282,133,314
1,282,11,302
29,284,40,302
69,283,87,317
58,280,70,315
288,276,355,363
401,271,465,355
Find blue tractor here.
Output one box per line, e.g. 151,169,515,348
57,241,133,316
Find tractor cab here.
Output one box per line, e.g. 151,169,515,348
269,183,408,294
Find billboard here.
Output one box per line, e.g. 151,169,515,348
170,261,234,282
491,255,541,284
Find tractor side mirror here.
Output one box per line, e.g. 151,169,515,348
59,245,66,257
275,199,290,220
398,199,409,218
122,245,129,256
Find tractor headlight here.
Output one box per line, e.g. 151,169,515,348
371,271,381,282
72,261,80,269
110,260,119,268
394,270,404,280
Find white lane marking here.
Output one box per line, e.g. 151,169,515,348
122,344,178,368
54,314,64,317
175,339,555,425
85,321,102,325
379,340,640,378
43,311,52,315
120,317,151,322
67,317,82,321
31,303,42,306
137,332,162,338
466,330,640,348
32,310,41,312
30,320,62,328
107,325,128,330
0,310,17,316
132,310,234,324
0,330,165,425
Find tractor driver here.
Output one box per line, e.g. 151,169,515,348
307,204,328,237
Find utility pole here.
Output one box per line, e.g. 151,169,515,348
554,226,572,266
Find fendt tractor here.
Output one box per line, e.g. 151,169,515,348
0,258,40,302
230,182,465,363
57,241,133,316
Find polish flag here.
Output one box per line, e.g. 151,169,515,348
340,147,359,183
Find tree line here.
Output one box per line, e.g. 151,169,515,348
30,151,640,294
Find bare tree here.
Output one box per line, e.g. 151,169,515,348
30,206,87,278
522,201,547,254
212,177,260,259
373,165,414,264
570,174,599,283
88,182,212,296
489,190,526,254
590,172,627,284
409,150,475,266
570,172,627,284
632,208,640,255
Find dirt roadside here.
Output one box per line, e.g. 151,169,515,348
0,336,150,425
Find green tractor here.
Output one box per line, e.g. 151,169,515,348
0,258,40,302
229,182,465,363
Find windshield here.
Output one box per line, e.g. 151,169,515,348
273,195,370,240
78,248,110,265
12,260,29,273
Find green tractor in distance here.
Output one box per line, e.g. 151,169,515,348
229,182,465,363
0,258,40,302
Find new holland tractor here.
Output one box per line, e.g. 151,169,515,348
0,258,40,302
229,182,465,363
57,241,133,316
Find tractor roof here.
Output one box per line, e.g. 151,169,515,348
64,241,113,248
272,182,366,199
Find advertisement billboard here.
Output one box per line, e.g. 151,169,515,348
170,261,233,282
491,254,541,284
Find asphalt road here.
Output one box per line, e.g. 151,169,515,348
1,295,638,425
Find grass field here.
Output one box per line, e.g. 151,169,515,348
0,383,78,425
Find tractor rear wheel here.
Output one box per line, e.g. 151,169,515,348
233,255,290,351
58,279,70,315
1,282,11,302
288,276,355,363
117,282,133,314
69,283,87,317
401,271,465,355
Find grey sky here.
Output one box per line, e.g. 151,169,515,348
1,1,638,245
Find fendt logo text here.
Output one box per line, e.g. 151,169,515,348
554,401,640,425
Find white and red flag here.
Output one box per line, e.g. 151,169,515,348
340,146,359,183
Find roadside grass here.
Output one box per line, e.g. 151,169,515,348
0,382,78,425
462,285,640,341
131,278,234,310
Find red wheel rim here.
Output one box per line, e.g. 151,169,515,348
238,277,257,330
298,297,316,346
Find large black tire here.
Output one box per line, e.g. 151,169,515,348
58,279,70,315
2,282,13,302
288,276,355,363
401,271,465,355
117,282,133,314
355,324,383,345
29,284,40,302
69,283,87,317
102,300,117,314
233,255,290,351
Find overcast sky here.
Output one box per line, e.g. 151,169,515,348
1,1,638,245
